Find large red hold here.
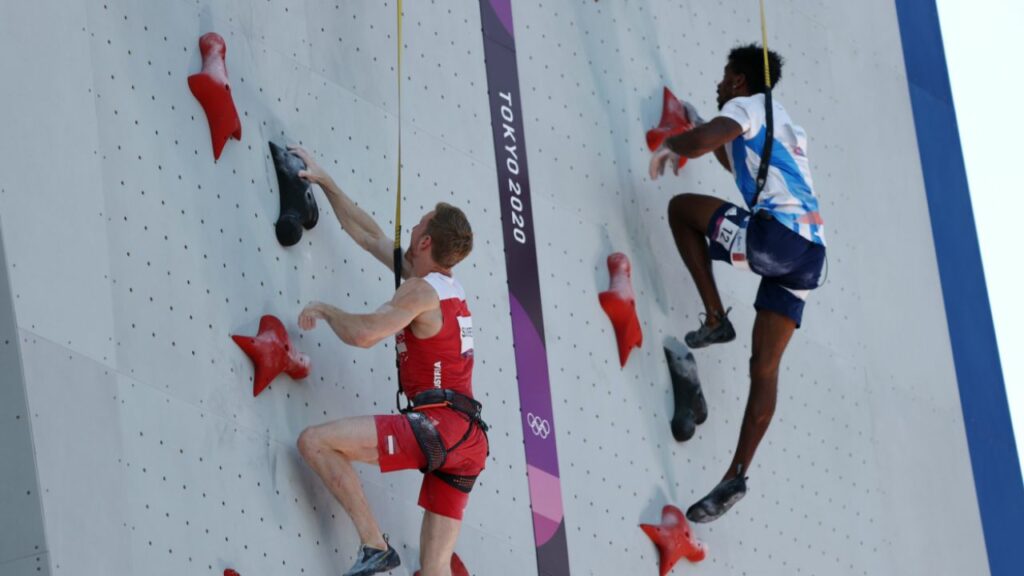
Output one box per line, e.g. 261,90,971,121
414,552,468,576
640,505,707,576
599,252,643,367
646,87,694,171
188,32,242,161
231,315,310,396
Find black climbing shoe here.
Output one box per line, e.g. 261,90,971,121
342,541,401,576
664,340,708,442
686,465,748,523
269,141,320,247
684,308,735,349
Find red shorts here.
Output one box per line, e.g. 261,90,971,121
374,408,488,520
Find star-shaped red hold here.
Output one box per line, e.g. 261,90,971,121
414,552,468,576
188,32,242,161
646,87,695,171
640,505,707,576
231,315,310,396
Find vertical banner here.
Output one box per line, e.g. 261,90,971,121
478,1,572,575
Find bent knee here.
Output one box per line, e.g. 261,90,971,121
297,427,321,459
667,193,697,218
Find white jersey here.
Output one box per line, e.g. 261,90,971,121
717,94,826,246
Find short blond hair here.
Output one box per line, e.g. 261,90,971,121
426,203,473,268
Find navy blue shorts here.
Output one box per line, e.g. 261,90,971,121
706,203,826,326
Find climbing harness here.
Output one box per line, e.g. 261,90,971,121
752,0,774,207
402,389,489,491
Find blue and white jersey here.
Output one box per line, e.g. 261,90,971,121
717,95,826,246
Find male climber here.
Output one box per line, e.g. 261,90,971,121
291,147,487,576
649,45,826,522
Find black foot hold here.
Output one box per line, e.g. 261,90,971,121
664,338,707,442
269,141,319,246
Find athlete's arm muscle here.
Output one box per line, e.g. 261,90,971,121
666,117,744,159
712,145,731,172
289,147,412,279
299,278,439,348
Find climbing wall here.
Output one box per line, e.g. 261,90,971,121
0,1,532,574
0,1,1015,576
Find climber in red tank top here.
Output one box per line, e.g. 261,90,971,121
396,272,475,400
289,147,485,576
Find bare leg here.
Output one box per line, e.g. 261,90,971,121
297,416,388,550
418,511,461,576
667,193,728,323
723,309,796,480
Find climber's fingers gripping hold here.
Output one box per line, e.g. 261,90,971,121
682,101,705,127
289,146,329,186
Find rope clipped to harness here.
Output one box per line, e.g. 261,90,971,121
753,0,774,207
393,0,408,413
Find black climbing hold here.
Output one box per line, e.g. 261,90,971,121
269,141,319,246
664,338,708,442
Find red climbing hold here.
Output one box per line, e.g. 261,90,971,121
188,32,242,161
231,315,310,396
599,252,643,367
224,570,240,576
646,87,694,171
640,505,707,576
414,552,468,576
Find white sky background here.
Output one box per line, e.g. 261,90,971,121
935,0,1024,478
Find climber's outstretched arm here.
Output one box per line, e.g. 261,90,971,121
289,146,410,278
666,117,743,159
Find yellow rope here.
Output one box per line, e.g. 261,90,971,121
759,0,771,88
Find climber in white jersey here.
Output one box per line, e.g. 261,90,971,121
289,147,486,576
649,44,827,523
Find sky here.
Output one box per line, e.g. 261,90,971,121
935,0,1024,478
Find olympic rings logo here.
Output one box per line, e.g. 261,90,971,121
526,413,551,439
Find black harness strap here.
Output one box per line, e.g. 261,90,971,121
752,87,774,208
402,389,490,485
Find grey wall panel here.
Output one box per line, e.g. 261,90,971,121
17,334,131,575
0,220,47,568
0,553,50,576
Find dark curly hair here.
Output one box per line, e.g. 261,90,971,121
728,44,784,94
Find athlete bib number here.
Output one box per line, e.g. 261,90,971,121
458,315,474,356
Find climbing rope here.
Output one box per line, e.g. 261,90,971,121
753,0,774,206
394,0,407,412
394,0,404,289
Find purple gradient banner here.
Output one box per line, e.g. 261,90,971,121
478,1,571,574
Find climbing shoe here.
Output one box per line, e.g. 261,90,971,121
686,466,748,523
343,541,401,576
684,309,736,349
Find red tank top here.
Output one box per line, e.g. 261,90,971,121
396,273,474,400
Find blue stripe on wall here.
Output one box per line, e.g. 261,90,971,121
893,2,1024,575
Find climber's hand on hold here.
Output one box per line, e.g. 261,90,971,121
649,145,681,180
299,303,327,331
683,101,705,127
289,146,330,186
